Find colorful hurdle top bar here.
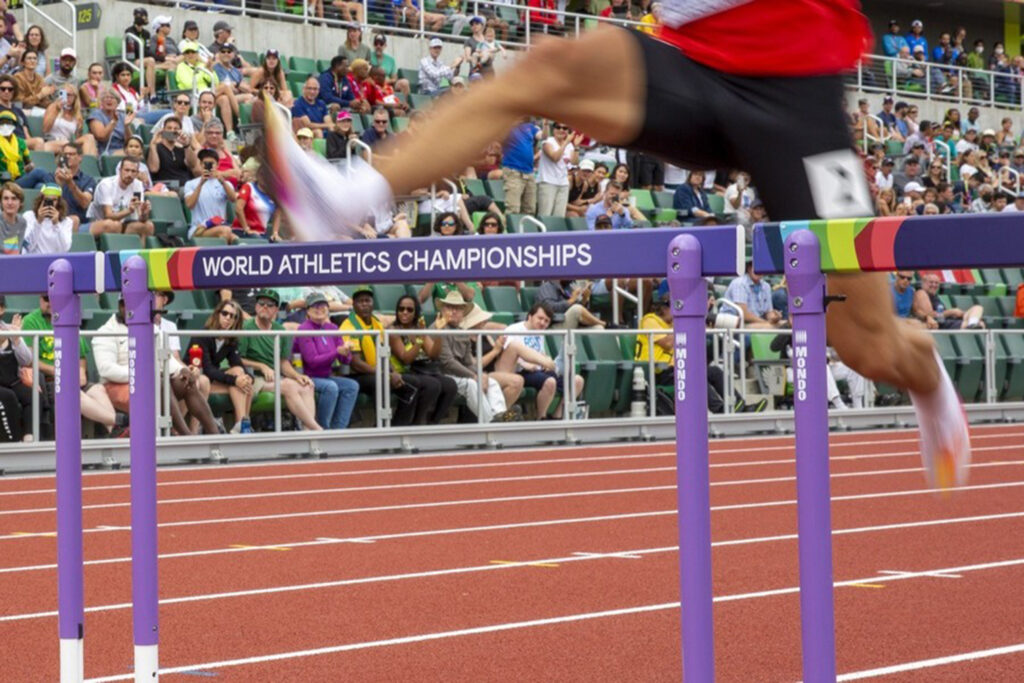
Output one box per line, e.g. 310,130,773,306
0,227,744,294
753,212,1024,274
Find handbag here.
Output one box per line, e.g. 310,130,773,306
410,358,443,376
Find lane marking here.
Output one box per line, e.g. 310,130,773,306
4,429,1023,497
836,642,1024,680
572,552,643,560
6,516,1024,622
847,583,886,589
77,554,1024,682
877,569,961,579
490,560,559,568
227,545,291,552
5,455,1024,518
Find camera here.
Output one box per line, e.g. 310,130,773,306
134,191,144,202
203,160,215,171
42,198,57,209
58,156,69,170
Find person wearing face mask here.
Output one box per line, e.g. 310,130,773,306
21,184,71,254
969,181,993,214
0,109,31,180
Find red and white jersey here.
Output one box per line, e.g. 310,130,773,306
232,182,276,233
658,0,872,77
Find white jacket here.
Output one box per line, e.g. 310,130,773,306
92,314,130,384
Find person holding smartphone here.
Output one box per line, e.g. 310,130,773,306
21,184,72,254
85,156,153,243
183,148,237,241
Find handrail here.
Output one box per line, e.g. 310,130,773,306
22,0,76,67
346,138,373,176
518,215,545,233
121,32,146,99
933,142,953,184
999,166,1021,198
860,113,889,154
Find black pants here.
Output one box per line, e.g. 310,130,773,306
0,382,34,441
657,365,732,415
354,371,421,425
397,373,458,426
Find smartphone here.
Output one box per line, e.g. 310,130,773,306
203,160,215,172
58,156,69,170
134,191,144,202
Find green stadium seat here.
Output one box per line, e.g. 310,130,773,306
566,217,589,231
540,216,568,232
148,194,188,232
1001,268,1024,289
582,332,638,415
462,178,487,197
485,179,505,204
99,233,142,252
26,116,44,139
483,286,524,316
408,93,432,110
100,155,120,177
239,102,253,126
392,116,409,133
3,294,41,314
652,208,678,225
240,50,260,67
70,233,97,252
653,190,675,209
1001,334,1024,400
706,193,725,215
630,189,655,212
80,154,102,179
316,59,331,73
29,150,56,173
370,284,408,313
189,237,228,248
289,56,317,74
519,286,538,310
312,138,326,157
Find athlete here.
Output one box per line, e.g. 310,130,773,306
264,0,970,488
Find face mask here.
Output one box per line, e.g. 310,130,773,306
982,193,993,202
997,47,1005,55
976,46,984,54
0,124,15,137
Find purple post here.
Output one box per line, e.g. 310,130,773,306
122,256,159,680
666,234,714,682
51,259,84,683
784,230,837,682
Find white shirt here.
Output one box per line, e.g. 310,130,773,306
537,137,574,186
21,211,73,254
955,138,979,156
663,163,688,186
87,176,145,220
875,170,894,191
723,183,755,216
157,317,185,374
1002,202,1024,213
502,321,547,371
152,112,197,137
93,313,130,384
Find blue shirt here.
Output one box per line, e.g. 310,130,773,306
585,201,632,230
502,123,539,174
360,126,388,148
291,97,328,126
318,69,355,107
905,34,928,57
213,63,243,86
892,281,915,318
183,175,229,237
63,171,97,221
882,34,907,57
87,109,126,154
724,273,772,318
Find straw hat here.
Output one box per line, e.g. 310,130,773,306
437,290,470,309
460,304,493,330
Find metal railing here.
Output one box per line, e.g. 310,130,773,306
121,32,146,99
23,0,76,68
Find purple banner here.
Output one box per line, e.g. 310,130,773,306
0,252,114,294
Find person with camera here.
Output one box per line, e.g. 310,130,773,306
21,183,71,254
86,156,154,242
183,148,237,242
40,86,97,156
148,115,198,186
584,179,633,230
535,279,607,330
87,87,131,155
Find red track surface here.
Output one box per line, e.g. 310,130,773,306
2,425,1024,681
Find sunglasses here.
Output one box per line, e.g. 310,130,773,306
373,120,388,125
897,275,912,281
175,99,190,105
553,124,569,130
440,220,456,226
482,221,499,228
397,306,416,313
0,86,13,92
256,300,278,308
220,310,238,319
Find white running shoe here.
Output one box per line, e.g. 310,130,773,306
262,97,392,242
911,350,971,489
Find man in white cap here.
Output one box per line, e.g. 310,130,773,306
418,38,464,96
44,48,79,89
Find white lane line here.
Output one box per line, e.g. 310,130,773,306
5,509,1024,616
4,429,1022,497
836,642,1024,680
5,453,1024,518
76,554,1024,682
5,474,1024,544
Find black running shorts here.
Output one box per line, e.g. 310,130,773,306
625,29,872,222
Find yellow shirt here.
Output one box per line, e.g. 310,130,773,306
340,313,384,367
635,312,672,364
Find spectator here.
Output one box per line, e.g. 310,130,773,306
21,184,71,254
22,24,48,76
996,117,1017,148
79,62,104,111
155,291,220,436
180,19,200,48
177,41,239,140
145,16,180,90
13,50,54,112
110,61,145,121
458,303,525,413
326,111,358,160
537,122,580,216
0,180,24,252
119,136,161,192
199,118,240,185
526,0,564,36
882,19,907,57
436,290,515,423
339,285,405,420
723,170,755,223
360,107,392,148
0,110,31,181
566,158,602,217
39,85,97,156
92,298,138,414
396,0,445,33
338,24,371,64
332,0,365,24
365,65,409,116
238,288,321,431
418,38,463,96
893,156,921,194
723,260,784,328
905,19,928,56
500,303,584,420
921,159,946,190
464,16,492,75
438,0,470,36
585,180,632,229
673,169,714,219
932,31,957,64
190,91,219,139
294,291,359,430
370,34,409,95
213,43,257,110
0,305,36,441
22,293,120,437
208,21,256,78
890,271,917,320
184,148,238,241
153,93,198,140
195,299,254,434
876,186,897,216
388,295,458,425
233,160,280,240
318,55,356,109
955,127,979,156
292,77,330,138
536,279,607,329
296,127,316,155
894,46,925,90
250,49,292,106
147,115,198,185
123,7,153,96
501,119,541,215
87,87,131,155
86,156,154,240
876,95,896,130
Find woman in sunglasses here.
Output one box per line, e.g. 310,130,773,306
250,81,282,126
196,299,254,434
250,49,291,106
476,211,503,235
433,210,463,236
388,295,457,425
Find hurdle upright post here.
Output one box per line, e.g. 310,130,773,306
784,230,837,682
666,234,715,682
51,259,84,683
122,256,159,682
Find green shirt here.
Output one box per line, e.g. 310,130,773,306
966,53,985,71
237,318,289,367
21,308,90,363
432,282,485,310
369,52,397,79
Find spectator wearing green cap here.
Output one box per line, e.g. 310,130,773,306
21,183,71,254
238,288,321,432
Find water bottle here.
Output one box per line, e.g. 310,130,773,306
630,366,648,418
188,344,203,368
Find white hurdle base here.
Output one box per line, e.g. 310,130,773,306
59,638,83,683
134,644,158,682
